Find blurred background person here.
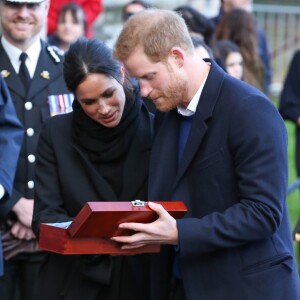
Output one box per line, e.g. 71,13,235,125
215,39,244,81
122,0,155,113
47,0,103,38
211,0,271,94
48,3,87,54
215,8,265,92
122,0,152,23
191,35,214,59
279,49,300,178
174,5,215,49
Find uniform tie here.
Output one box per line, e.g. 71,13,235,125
19,52,31,91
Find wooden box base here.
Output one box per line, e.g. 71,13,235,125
39,223,160,255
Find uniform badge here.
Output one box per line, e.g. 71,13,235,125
1,70,10,78
47,46,61,63
40,71,50,80
48,93,75,116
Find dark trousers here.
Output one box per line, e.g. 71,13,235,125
171,279,187,300
0,253,44,300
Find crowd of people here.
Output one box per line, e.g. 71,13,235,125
0,0,300,299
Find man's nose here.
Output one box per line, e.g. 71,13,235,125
139,81,152,98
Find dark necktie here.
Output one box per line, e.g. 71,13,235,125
19,52,31,91
178,114,193,162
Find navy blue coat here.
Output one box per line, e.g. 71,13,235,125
149,61,300,300
0,76,23,275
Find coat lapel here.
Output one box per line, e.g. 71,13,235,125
149,111,180,200
172,60,226,190
27,42,63,99
0,44,26,99
172,113,208,189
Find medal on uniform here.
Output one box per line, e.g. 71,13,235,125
48,93,75,116
40,71,50,80
0,70,10,78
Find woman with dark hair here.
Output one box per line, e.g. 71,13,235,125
215,8,266,92
48,3,87,54
32,38,154,300
191,34,214,59
122,0,152,22
215,39,244,80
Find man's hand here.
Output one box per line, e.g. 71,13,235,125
12,197,34,227
111,202,179,249
10,221,36,240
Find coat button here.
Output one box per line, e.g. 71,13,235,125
24,102,33,110
26,128,34,136
28,154,35,163
27,181,34,189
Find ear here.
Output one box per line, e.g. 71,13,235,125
169,47,185,68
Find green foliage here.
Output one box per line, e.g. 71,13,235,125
285,121,300,267
270,96,300,267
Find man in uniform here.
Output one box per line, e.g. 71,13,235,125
0,0,70,299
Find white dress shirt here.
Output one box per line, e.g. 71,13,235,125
0,184,5,200
177,74,208,116
1,36,41,78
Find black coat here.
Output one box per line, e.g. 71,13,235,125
0,39,70,218
32,106,160,300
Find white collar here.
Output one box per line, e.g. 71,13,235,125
1,36,41,77
177,74,208,117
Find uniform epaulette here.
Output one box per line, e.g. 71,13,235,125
47,46,61,63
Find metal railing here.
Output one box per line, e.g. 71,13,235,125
253,4,300,95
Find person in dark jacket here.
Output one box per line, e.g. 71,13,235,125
47,2,87,54
279,49,300,177
113,9,300,300
0,76,24,276
32,38,156,300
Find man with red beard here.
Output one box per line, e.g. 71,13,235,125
0,0,70,299
112,9,300,300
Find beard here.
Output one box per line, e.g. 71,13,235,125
150,73,189,112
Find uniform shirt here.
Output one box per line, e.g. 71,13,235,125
1,36,41,78
0,184,4,199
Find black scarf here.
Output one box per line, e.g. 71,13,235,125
72,92,141,163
